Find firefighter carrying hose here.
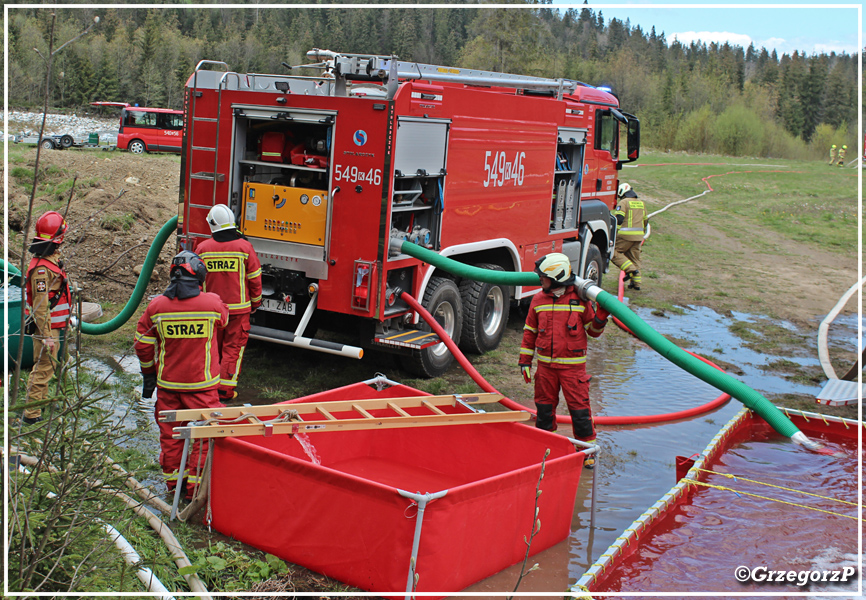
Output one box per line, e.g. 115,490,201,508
611,182,647,290
22,211,72,425
196,204,262,402
836,145,847,167
519,253,609,469
134,251,228,500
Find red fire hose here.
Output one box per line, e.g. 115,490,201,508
400,291,730,427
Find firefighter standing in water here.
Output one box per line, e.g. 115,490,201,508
519,253,609,468
195,204,262,402
134,251,229,500
836,144,847,166
22,211,72,425
611,182,647,290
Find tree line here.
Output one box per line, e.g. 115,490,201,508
7,1,859,159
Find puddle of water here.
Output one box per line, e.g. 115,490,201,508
460,304,856,595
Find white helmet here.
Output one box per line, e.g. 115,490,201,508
207,204,236,233
534,252,574,286
617,182,632,198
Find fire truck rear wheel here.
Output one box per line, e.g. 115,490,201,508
400,276,463,378
584,243,604,288
459,263,510,354
129,140,146,154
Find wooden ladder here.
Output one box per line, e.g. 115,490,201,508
160,393,529,440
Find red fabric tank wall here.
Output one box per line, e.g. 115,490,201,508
208,382,583,597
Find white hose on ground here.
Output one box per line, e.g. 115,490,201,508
14,452,211,598
817,276,866,380
102,523,177,599
15,464,176,598
644,190,713,239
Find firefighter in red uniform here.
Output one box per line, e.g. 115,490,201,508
195,204,262,402
22,211,72,425
519,253,609,468
134,251,229,499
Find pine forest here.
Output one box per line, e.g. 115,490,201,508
6,2,860,159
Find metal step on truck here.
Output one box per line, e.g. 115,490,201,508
178,49,640,377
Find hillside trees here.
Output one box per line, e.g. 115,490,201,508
5,3,856,159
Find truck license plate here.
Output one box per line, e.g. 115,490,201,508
260,298,296,315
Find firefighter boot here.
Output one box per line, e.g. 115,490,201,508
627,271,641,290
569,408,596,469
535,403,556,432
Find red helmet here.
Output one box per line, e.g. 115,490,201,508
169,250,207,284
34,211,68,244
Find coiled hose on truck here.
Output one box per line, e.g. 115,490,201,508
395,240,824,452
79,216,178,335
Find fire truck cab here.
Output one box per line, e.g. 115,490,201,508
179,50,640,377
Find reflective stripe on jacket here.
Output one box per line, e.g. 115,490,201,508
25,256,71,330
614,198,647,241
197,237,263,314
134,292,229,391
519,286,604,369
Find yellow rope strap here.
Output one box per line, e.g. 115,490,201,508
684,479,863,521
692,467,858,506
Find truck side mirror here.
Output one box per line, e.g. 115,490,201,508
627,119,640,161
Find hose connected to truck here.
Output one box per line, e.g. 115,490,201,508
396,240,824,452
79,216,178,335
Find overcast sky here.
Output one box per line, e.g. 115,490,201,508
550,2,861,56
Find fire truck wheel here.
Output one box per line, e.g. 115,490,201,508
128,140,146,154
401,276,463,378
459,263,510,355
584,243,604,288
40,138,55,150
60,135,74,149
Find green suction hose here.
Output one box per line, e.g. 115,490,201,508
80,216,178,335
396,239,820,450
2,259,23,286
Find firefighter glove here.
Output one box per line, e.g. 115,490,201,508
520,365,532,383
141,373,157,399
595,305,611,321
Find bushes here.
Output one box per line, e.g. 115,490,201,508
713,104,763,156
672,105,716,153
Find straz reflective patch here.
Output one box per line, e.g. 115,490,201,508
162,321,207,338
205,258,239,272
36,281,47,292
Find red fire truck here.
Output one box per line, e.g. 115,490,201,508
178,50,640,376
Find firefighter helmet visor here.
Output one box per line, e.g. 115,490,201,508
206,204,237,233
169,251,207,284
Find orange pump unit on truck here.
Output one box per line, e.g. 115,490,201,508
178,49,640,377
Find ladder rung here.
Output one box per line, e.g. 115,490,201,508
422,400,447,415
352,404,374,419
317,406,336,420
388,402,411,417
190,172,225,182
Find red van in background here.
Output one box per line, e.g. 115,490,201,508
91,102,184,154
